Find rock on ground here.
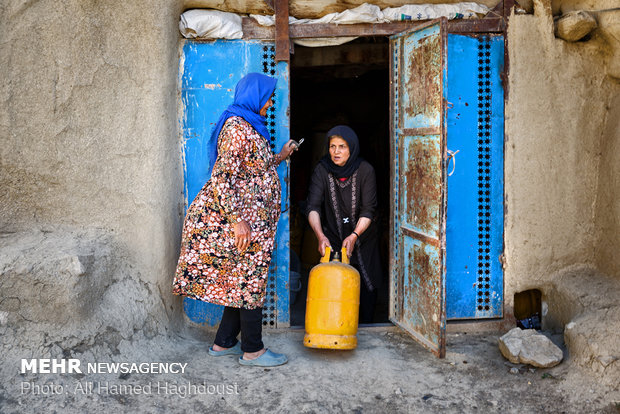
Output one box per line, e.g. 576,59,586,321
498,327,563,368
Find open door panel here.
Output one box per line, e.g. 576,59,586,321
389,19,448,358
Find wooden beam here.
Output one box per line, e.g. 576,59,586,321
242,17,504,39
485,0,504,18
275,0,290,61
504,0,519,17
243,18,273,39
502,0,512,100
448,18,504,32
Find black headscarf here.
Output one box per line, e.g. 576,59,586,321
319,125,363,179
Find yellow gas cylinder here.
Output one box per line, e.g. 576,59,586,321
303,247,360,350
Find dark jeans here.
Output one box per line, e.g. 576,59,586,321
214,306,264,353
359,283,377,324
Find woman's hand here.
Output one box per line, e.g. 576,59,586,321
342,233,358,257
278,140,298,162
234,220,252,252
317,235,331,257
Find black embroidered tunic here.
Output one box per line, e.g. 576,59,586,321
305,160,382,291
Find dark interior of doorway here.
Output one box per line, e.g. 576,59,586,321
288,37,391,327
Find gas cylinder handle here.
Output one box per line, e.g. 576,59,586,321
341,247,350,265
319,246,350,264
320,246,331,263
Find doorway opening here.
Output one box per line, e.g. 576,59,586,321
288,37,391,327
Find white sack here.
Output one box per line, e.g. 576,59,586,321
250,3,386,47
250,15,308,26
383,2,490,21
251,3,388,26
313,3,389,24
179,9,243,39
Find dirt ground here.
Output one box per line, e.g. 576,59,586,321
1,326,618,413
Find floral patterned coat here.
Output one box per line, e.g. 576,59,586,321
172,116,281,309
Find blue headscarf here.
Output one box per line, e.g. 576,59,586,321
210,73,277,150
319,125,363,179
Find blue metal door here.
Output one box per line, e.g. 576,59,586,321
445,34,504,319
389,20,448,358
179,39,291,328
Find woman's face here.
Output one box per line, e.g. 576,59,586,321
259,98,273,116
329,136,350,167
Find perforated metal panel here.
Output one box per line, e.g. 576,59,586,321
261,45,278,328
445,34,504,319
389,38,401,321
476,37,494,312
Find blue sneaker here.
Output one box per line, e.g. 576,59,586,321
208,342,243,356
238,349,288,367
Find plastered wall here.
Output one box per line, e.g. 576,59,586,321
504,0,620,312
594,91,620,276
0,0,186,328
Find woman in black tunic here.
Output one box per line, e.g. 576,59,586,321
306,125,382,323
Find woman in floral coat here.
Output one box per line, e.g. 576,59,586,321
173,73,296,367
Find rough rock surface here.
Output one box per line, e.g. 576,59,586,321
543,266,620,387
499,328,564,368
0,229,168,375
0,230,114,325
555,10,597,42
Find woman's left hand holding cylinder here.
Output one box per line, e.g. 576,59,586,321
342,233,358,257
